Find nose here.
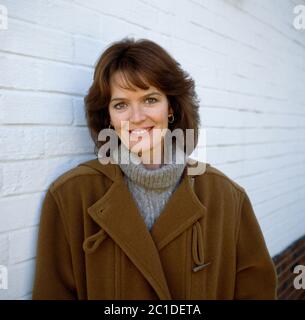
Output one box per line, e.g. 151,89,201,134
129,105,146,124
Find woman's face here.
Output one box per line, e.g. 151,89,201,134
108,71,173,160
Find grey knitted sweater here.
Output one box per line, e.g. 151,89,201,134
113,142,188,230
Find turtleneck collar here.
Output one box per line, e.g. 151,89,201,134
112,141,188,190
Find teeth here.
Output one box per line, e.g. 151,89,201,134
130,128,151,134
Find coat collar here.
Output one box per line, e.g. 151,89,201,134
80,158,208,300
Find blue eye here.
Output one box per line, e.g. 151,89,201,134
145,97,158,104
113,103,127,110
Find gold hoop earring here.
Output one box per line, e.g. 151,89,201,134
168,114,175,124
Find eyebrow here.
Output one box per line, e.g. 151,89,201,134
110,92,161,103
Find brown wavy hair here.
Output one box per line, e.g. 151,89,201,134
84,37,201,156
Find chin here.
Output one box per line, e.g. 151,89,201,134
130,141,162,156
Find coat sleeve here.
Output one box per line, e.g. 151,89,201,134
234,191,278,300
32,187,77,299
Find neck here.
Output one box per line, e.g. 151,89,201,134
111,139,187,171
117,143,188,190
143,163,162,170
140,142,164,170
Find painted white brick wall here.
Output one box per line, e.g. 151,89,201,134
0,0,304,299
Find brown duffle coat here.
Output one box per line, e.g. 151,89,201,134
32,159,277,300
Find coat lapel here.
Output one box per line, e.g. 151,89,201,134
82,159,207,300
150,171,207,251
87,176,172,300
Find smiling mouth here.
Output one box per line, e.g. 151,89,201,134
129,127,154,135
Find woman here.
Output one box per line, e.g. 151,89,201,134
32,38,277,300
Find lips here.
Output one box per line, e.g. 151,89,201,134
129,127,154,135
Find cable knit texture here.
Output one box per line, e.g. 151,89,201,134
113,142,188,230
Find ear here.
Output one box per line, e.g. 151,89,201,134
168,105,174,115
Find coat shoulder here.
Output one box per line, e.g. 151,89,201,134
198,162,246,195
48,158,111,193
